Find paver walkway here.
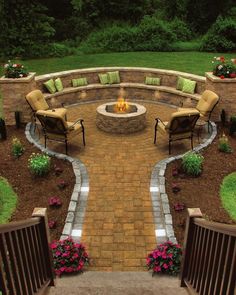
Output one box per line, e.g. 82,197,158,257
47,101,197,271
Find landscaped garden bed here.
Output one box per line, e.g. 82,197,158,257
165,123,236,245
0,125,75,241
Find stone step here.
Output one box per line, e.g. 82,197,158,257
46,271,189,295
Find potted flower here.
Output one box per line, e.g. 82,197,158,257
212,56,236,79
3,60,28,78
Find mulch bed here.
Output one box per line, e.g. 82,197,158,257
165,124,236,246
0,125,75,241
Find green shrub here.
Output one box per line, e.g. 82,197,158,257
136,16,175,51
0,177,17,223
28,153,51,176
26,43,74,58
173,40,201,52
169,18,192,41
11,137,24,158
80,17,176,53
218,133,232,153
182,152,204,176
80,25,137,53
220,172,236,221
200,17,236,52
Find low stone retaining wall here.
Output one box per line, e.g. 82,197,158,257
0,67,205,125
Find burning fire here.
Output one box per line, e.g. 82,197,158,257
115,97,129,112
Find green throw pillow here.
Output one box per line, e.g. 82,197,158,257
98,73,109,85
182,79,196,94
145,77,161,86
43,79,57,94
107,71,120,84
72,78,88,87
55,78,64,92
176,76,185,91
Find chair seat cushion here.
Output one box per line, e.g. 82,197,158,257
157,120,169,135
47,108,67,117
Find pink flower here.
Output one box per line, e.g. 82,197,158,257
220,75,225,79
50,242,57,249
163,263,169,269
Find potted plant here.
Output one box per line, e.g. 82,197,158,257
212,56,236,79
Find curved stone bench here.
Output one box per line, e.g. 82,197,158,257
35,67,205,109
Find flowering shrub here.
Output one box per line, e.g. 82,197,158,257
54,165,63,176
172,167,178,177
174,202,185,211
11,137,24,158
4,60,28,78
182,152,203,176
147,241,182,275
57,180,67,190
28,153,51,176
172,183,181,193
212,56,236,79
218,133,232,153
50,237,89,276
48,196,62,207
48,220,57,229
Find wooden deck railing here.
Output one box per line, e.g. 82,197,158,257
0,208,54,295
180,208,236,295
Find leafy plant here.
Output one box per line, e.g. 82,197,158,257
50,237,89,276
218,133,232,153
48,196,62,207
146,241,182,275
4,60,28,78
212,56,236,79
57,180,67,190
182,152,204,176
172,183,181,193
11,137,24,158
174,202,185,211
48,220,57,229
28,153,51,176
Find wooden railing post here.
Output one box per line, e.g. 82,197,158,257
180,208,203,287
32,208,55,287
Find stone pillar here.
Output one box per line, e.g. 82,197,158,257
205,72,236,122
0,72,36,125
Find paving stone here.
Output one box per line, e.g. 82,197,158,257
62,223,72,235
71,191,79,202
161,193,169,203
66,212,75,223
68,201,77,212
163,203,170,214
165,214,173,225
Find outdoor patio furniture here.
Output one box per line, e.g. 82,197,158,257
154,109,200,154
25,89,67,129
177,90,219,132
36,109,85,154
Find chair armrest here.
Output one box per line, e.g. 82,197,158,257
155,117,166,127
68,119,84,130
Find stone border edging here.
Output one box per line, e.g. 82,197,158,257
151,122,217,245
25,123,89,241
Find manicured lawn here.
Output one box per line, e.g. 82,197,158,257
0,177,17,223
220,172,236,221
1,52,235,77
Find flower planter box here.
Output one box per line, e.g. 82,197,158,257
0,72,36,125
206,72,236,121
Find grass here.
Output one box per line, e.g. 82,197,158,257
220,172,236,221
0,177,17,224
1,51,236,77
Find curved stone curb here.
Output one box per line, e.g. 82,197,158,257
150,122,217,244
25,123,89,241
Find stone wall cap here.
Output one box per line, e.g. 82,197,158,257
0,72,36,83
36,67,205,82
206,72,236,83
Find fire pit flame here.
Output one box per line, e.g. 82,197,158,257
115,97,129,113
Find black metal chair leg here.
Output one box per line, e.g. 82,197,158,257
82,130,86,146
191,136,193,150
154,120,158,144
44,136,47,148
169,140,171,154
65,140,68,155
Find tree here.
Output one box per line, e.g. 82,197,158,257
0,0,55,57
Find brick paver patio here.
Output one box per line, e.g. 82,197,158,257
46,101,196,271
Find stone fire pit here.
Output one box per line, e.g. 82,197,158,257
96,102,147,134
